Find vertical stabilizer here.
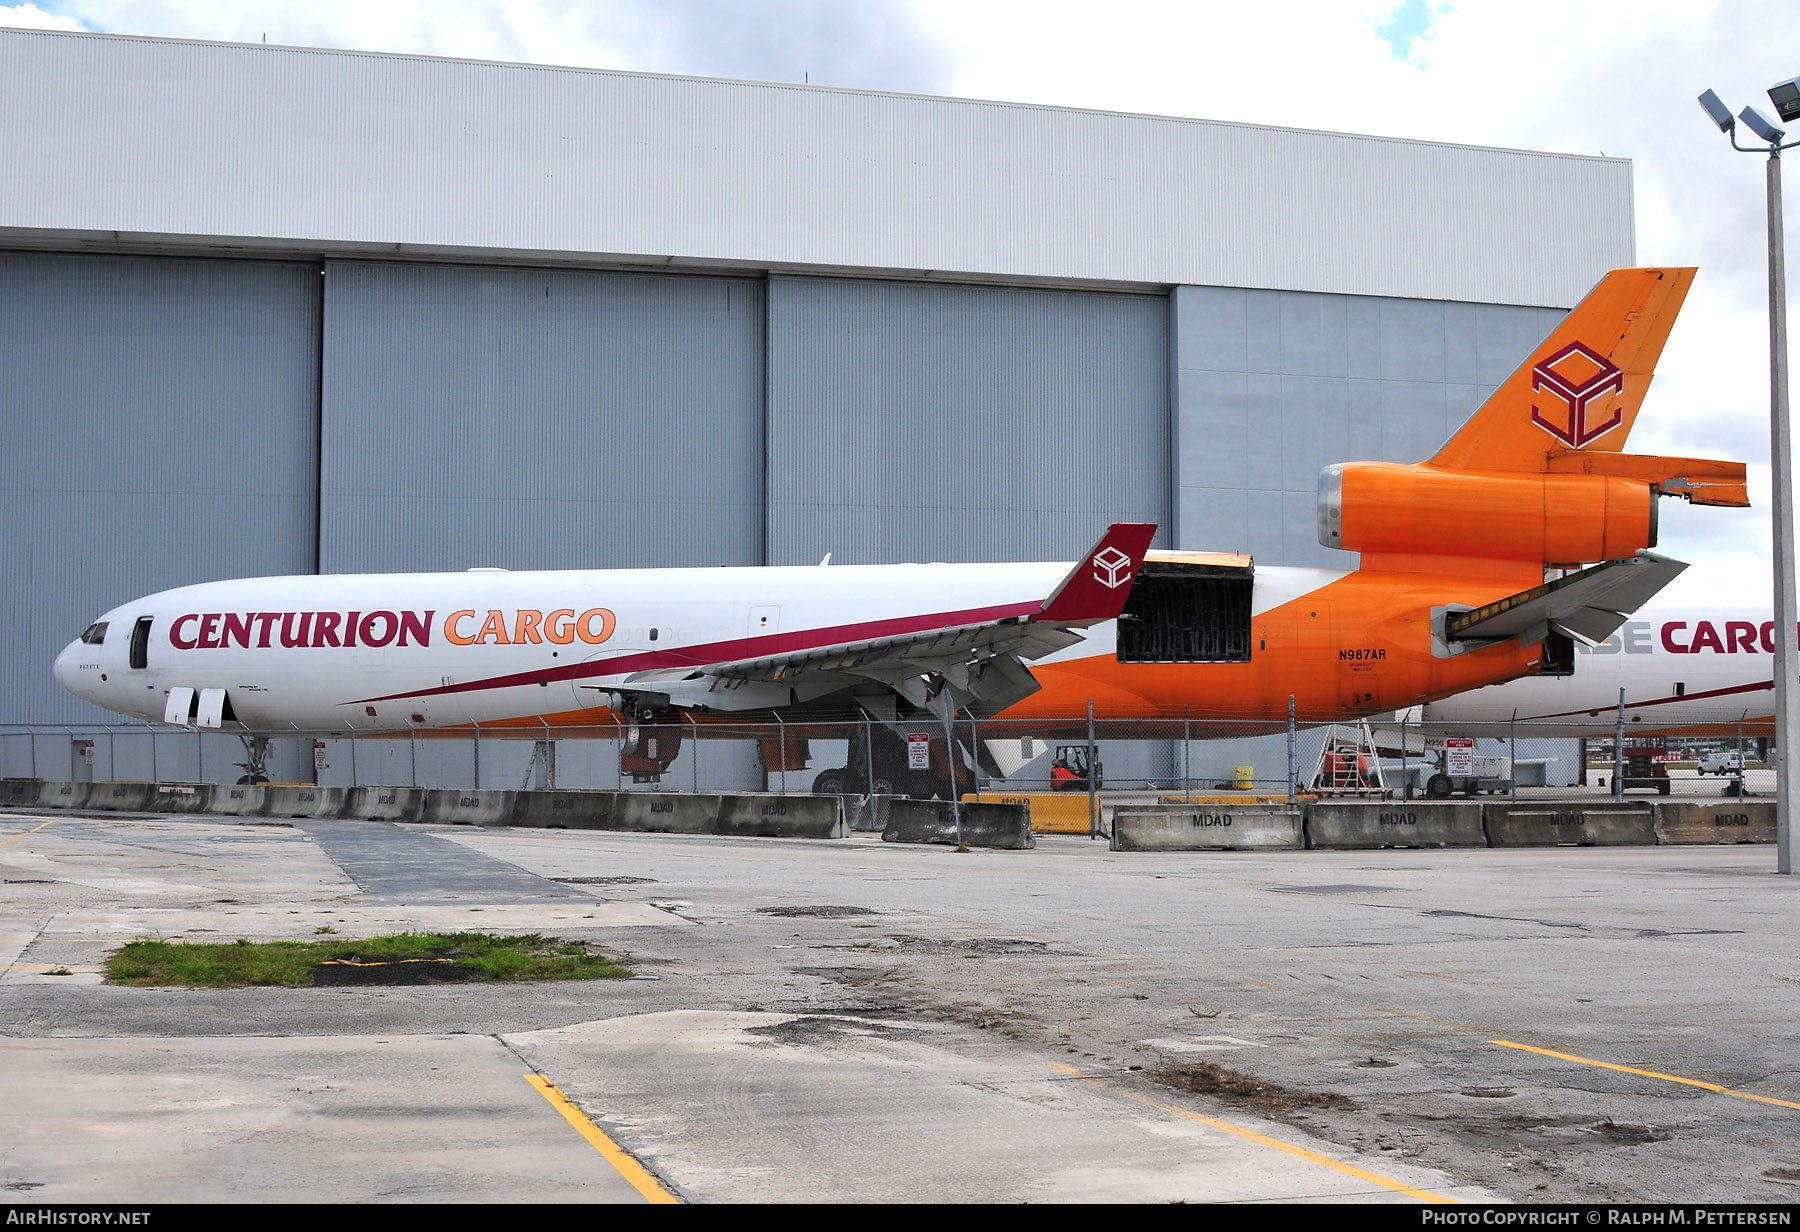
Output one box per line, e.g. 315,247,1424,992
1429,267,1695,474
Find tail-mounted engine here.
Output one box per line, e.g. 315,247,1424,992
1318,453,1747,568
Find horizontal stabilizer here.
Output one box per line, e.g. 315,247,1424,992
1541,451,1749,507
1036,523,1158,625
1444,552,1688,647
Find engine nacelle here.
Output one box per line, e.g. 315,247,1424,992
1317,462,1657,565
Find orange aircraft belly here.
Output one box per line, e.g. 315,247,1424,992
1016,566,1543,724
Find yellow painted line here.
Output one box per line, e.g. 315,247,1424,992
318,957,451,968
1247,979,1282,990
1047,1063,1452,1204
1493,1040,1800,1111
525,1074,679,1204
0,819,58,846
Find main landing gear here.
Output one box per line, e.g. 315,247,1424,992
810,724,974,801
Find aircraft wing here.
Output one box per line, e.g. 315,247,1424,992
1444,552,1687,647
599,523,1156,717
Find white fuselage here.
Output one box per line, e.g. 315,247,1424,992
1421,607,1777,734
51,561,1352,731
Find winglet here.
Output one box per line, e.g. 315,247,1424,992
1036,523,1158,624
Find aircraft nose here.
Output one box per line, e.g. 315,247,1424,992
52,640,80,694
52,638,94,701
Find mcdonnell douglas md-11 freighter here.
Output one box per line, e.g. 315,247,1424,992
55,267,1749,796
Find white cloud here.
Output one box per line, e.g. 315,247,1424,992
0,3,85,29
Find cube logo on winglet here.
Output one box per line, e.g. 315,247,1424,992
1531,341,1625,448
1092,546,1133,589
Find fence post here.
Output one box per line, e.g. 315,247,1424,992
148,727,155,784
195,727,203,783
1086,698,1098,840
1509,713,1517,802
689,713,700,793
968,712,981,804
472,723,481,790
774,713,786,795
410,724,418,787
1287,696,1297,805
1614,688,1625,803
1400,711,1410,800
863,711,875,799
29,730,37,780
1183,705,1191,799
349,727,358,788
943,700,962,846
614,713,624,791
108,727,117,782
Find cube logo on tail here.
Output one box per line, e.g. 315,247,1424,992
1037,522,1157,625
1091,546,1133,588
1531,341,1625,448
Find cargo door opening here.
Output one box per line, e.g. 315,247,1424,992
1116,555,1253,664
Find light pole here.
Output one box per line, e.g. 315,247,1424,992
1699,80,1800,873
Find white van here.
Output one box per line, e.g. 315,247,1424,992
1697,750,1747,776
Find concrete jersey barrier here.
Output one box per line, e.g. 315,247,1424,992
970,792,1089,835
1111,805,1303,851
82,782,160,812
883,799,1034,849
206,783,268,816
419,788,518,826
259,784,348,819
1653,800,1776,845
0,779,43,807
1484,801,1657,846
715,793,846,839
344,786,425,821
1305,801,1485,849
509,790,619,829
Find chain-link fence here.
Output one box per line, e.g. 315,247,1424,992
0,708,1777,805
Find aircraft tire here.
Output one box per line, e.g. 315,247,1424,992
811,769,850,796
1425,773,1453,799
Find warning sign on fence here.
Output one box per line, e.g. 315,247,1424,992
1445,738,1475,777
907,732,931,770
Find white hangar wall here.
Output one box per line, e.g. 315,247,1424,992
0,30,1634,723
0,29,1632,305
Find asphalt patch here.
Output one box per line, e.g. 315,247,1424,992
745,1014,920,1046
756,905,880,918
309,950,478,986
1148,1060,1356,1114
887,935,1048,954
557,876,657,885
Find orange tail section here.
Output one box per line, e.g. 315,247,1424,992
1321,266,1746,571
1430,267,1695,474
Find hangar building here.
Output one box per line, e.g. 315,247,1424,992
0,28,1632,787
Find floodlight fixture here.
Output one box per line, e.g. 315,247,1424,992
1771,76,1800,124
1741,105,1787,145
1701,80,1800,873
1699,89,1735,132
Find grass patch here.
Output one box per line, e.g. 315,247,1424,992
1148,1060,1355,1114
106,932,631,988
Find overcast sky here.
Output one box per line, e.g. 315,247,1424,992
6,0,1797,604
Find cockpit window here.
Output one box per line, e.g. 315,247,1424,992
79,622,108,645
